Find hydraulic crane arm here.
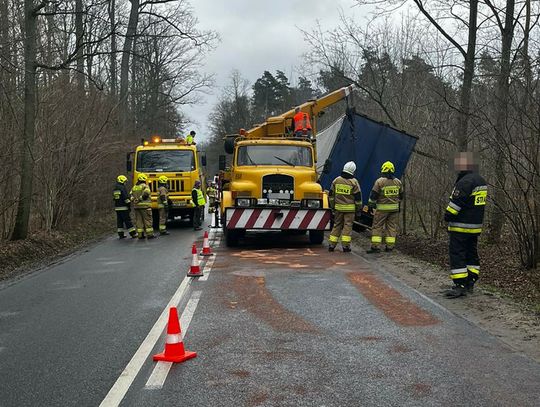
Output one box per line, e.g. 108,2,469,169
244,84,357,139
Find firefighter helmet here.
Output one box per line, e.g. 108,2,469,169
158,175,168,184
381,161,395,173
343,161,356,175
117,175,127,184
137,173,148,182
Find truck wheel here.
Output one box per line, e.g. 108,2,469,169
309,230,324,244
224,228,239,247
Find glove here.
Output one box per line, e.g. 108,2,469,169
444,212,455,222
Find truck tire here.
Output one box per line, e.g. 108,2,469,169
309,230,324,244
224,227,240,247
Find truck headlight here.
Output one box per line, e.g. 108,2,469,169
304,199,321,209
236,198,252,207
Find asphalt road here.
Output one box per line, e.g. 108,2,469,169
1,225,539,407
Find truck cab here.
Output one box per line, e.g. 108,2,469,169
127,136,206,225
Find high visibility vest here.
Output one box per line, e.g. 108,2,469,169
293,112,312,132
186,135,194,144
193,188,206,206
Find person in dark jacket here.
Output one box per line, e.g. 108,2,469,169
113,175,137,238
443,152,487,298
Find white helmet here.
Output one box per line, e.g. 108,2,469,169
343,161,356,175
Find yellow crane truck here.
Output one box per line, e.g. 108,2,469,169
219,85,356,246
127,136,206,226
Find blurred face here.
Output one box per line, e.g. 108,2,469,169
454,152,478,172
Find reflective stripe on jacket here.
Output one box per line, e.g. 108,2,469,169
369,176,402,212
446,171,487,234
158,185,168,208
330,175,362,213
113,182,131,211
131,183,151,209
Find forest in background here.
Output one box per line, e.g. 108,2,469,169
1,0,539,299
0,0,216,240
204,0,540,277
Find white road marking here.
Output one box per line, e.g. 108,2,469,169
199,231,220,281
99,276,193,407
199,255,216,282
145,291,202,390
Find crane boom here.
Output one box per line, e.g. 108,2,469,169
244,84,356,139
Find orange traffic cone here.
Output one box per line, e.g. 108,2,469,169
187,244,203,277
200,231,213,256
153,307,197,363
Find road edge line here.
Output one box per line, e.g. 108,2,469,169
144,291,202,390
99,275,192,407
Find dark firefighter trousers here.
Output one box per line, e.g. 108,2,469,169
193,206,203,229
449,232,480,286
116,210,136,237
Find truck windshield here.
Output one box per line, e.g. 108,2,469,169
237,145,313,167
136,150,195,172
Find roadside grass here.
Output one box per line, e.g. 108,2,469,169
395,231,540,311
0,213,115,282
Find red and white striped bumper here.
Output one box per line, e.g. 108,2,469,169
225,208,332,231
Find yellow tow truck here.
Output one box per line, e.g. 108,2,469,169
219,85,356,246
127,136,206,226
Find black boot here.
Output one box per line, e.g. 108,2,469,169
465,279,476,293
443,285,467,298
384,246,394,252
366,247,381,254
328,246,335,252
160,230,170,236
118,233,126,239
342,246,351,253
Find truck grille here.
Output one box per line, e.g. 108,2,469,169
262,174,294,198
149,179,184,193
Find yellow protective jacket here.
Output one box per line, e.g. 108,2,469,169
131,182,151,209
158,185,168,209
329,175,362,213
369,176,403,212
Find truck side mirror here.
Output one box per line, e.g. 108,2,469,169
219,155,227,171
322,159,332,174
126,152,133,172
201,154,207,167
224,137,235,154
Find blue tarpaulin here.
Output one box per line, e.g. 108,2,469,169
317,112,418,200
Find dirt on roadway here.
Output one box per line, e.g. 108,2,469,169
352,233,540,363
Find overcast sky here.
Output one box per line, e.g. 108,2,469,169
183,0,359,141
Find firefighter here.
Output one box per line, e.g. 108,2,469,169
293,107,312,137
186,130,196,145
367,161,403,253
113,175,137,239
157,175,170,235
443,152,487,298
328,161,362,252
207,182,217,214
131,174,154,239
191,180,205,231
